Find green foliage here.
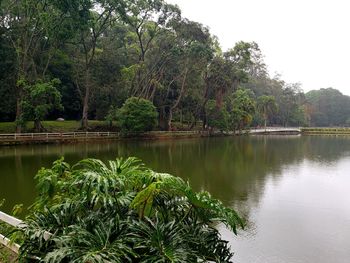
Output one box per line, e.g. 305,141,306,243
117,97,158,132
0,31,16,121
0,0,342,129
16,157,243,262
21,79,63,130
306,88,350,126
227,89,256,131
257,95,278,127
205,100,229,131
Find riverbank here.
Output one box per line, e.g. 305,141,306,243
0,131,215,146
301,127,350,135
0,120,109,133
3,123,350,146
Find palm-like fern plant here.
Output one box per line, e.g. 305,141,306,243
17,157,244,262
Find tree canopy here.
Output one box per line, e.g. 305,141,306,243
0,0,347,130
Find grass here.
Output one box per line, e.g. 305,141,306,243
301,127,350,134
0,120,108,134
0,120,204,134
0,245,17,263
0,221,17,263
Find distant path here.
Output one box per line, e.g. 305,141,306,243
249,127,301,135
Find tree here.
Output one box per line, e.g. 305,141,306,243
118,0,180,98
117,97,158,132
21,79,63,131
1,0,343,130
227,89,256,132
0,0,74,132
212,42,261,108
16,157,244,262
68,0,116,130
306,88,350,126
153,18,214,130
205,99,229,131
257,95,278,129
0,26,16,121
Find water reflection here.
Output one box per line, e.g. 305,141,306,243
1,136,350,262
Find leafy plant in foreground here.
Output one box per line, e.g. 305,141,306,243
17,157,244,262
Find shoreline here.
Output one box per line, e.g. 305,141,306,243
0,131,217,146
300,127,350,135
1,128,350,146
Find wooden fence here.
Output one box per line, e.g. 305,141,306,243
0,210,51,259
0,131,212,145
0,132,120,142
0,211,23,254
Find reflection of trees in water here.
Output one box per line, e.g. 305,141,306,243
1,136,350,217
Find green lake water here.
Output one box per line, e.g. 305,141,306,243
1,136,350,262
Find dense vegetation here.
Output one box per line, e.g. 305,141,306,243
0,0,348,131
305,88,350,127
114,97,158,132
8,157,243,262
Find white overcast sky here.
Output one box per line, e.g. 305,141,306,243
167,0,350,95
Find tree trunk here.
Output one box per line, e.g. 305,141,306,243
167,110,173,131
189,118,197,130
81,90,89,130
168,68,188,131
216,88,224,109
15,97,22,133
81,70,90,130
159,107,169,131
34,119,44,132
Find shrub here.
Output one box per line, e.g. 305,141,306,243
16,157,244,262
206,100,229,131
117,97,158,132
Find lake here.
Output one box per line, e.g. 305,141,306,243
1,136,350,262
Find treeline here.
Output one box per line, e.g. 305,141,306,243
305,88,350,127
0,0,348,132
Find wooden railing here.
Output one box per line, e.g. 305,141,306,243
0,210,51,257
0,132,121,144
0,131,212,144
0,211,23,254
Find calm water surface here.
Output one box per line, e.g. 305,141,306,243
1,136,350,262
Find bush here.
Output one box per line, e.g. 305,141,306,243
206,100,229,131
16,157,244,262
117,97,158,132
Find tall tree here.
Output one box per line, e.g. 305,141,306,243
0,0,73,132
306,88,350,126
227,89,256,132
21,79,63,131
119,0,180,98
68,0,117,129
257,95,278,129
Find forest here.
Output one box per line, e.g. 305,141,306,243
1,0,349,132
